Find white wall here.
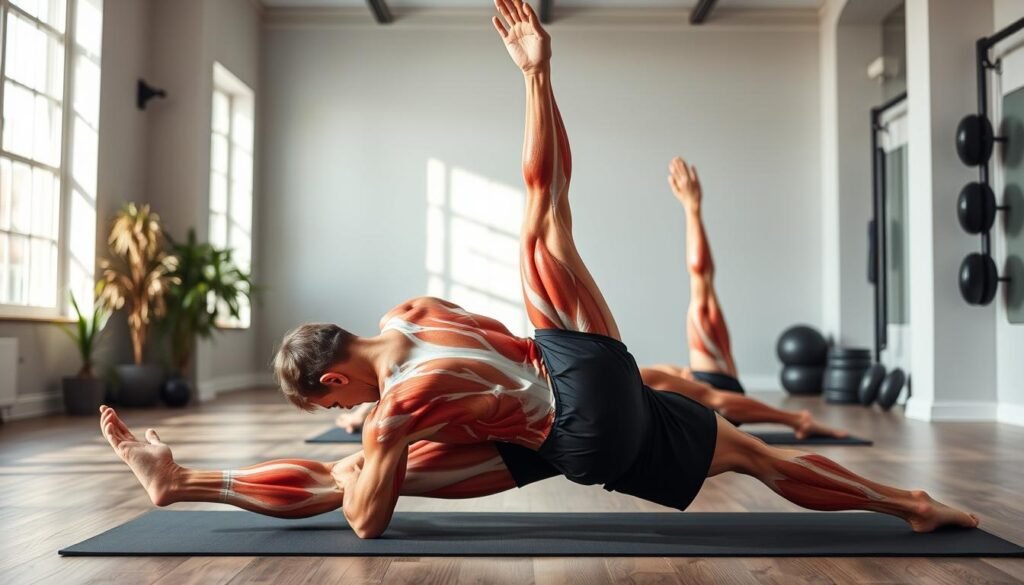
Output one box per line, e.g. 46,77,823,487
0,0,146,419
197,0,264,397
818,0,904,350
258,15,821,388
993,0,1024,425
146,0,264,399
903,0,997,421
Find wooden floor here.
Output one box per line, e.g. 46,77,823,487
1,388,1023,585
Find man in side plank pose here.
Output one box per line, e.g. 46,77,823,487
333,157,846,439
333,156,846,440
638,156,845,439
100,0,977,538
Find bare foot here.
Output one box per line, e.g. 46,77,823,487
99,405,181,507
793,410,849,440
906,491,980,533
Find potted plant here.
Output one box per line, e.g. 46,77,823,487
161,229,253,406
98,203,177,407
60,292,110,415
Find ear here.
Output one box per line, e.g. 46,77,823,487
319,372,350,387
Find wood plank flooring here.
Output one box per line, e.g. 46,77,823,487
1,388,1022,584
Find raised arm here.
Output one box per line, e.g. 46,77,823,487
342,400,410,538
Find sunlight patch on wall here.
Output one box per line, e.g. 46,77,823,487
425,158,529,337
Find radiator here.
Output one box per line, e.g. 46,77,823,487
0,338,16,408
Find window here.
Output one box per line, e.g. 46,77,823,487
0,0,102,318
209,62,253,328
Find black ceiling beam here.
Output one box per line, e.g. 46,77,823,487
539,0,553,24
689,0,718,25
366,0,394,24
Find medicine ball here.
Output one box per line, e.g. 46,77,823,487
956,114,994,166
780,364,825,395
776,325,828,366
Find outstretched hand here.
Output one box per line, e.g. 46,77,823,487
492,0,551,74
669,156,702,209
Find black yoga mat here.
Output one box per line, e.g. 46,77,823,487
306,427,362,443
304,427,873,447
59,511,1022,557
746,431,873,446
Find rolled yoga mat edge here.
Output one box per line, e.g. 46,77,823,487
59,511,1023,557
304,427,874,447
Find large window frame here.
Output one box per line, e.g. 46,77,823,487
0,0,101,320
209,62,253,330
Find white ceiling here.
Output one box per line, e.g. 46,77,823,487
261,0,823,10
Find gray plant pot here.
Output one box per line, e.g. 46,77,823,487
115,364,164,407
62,376,106,416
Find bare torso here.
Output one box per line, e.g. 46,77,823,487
365,297,555,450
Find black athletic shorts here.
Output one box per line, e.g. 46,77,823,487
692,370,745,394
494,329,718,512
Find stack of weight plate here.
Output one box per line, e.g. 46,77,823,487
822,347,872,404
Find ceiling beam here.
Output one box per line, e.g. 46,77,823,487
366,0,393,24
689,0,718,25
539,0,554,24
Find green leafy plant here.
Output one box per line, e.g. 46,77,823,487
98,203,177,365
164,228,254,373
61,291,110,378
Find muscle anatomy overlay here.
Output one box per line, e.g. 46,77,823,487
369,298,555,451
508,18,619,339
668,157,736,376
214,460,344,518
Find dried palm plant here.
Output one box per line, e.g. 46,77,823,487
98,203,178,365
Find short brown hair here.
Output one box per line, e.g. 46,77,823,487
273,323,354,411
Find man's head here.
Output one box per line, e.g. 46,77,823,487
274,323,359,411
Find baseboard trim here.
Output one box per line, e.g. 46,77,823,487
904,399,999,422
197,372,274,402
997,402,1024,427
3,390,64,422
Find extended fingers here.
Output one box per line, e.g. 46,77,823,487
146,428,164,445
492,16,508,38
495,0,518,28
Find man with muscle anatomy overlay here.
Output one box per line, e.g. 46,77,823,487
334,158,847,440
638,156,846,439
101,0,977,539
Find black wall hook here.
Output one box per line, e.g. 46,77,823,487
137,79,167,110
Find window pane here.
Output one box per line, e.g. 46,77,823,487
210,173,227,213
0,233,7,303
75,0,103,56
230,225,251,271
28,238,56,307
11,161,32,234
0,159,11,230
237,297,251,328
5,12,64,98
3,82,35,158
212,91,230,135
74,54,101,128
31,166,58,239
72,115,98,198
229,179,251,229
8,234,27,303
231,148,252,188
69,188,96,268
232,107,253,151
34,94,63,166
6,12,45,91
211,134,228,174
210,212,227,248
12,0,67,33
